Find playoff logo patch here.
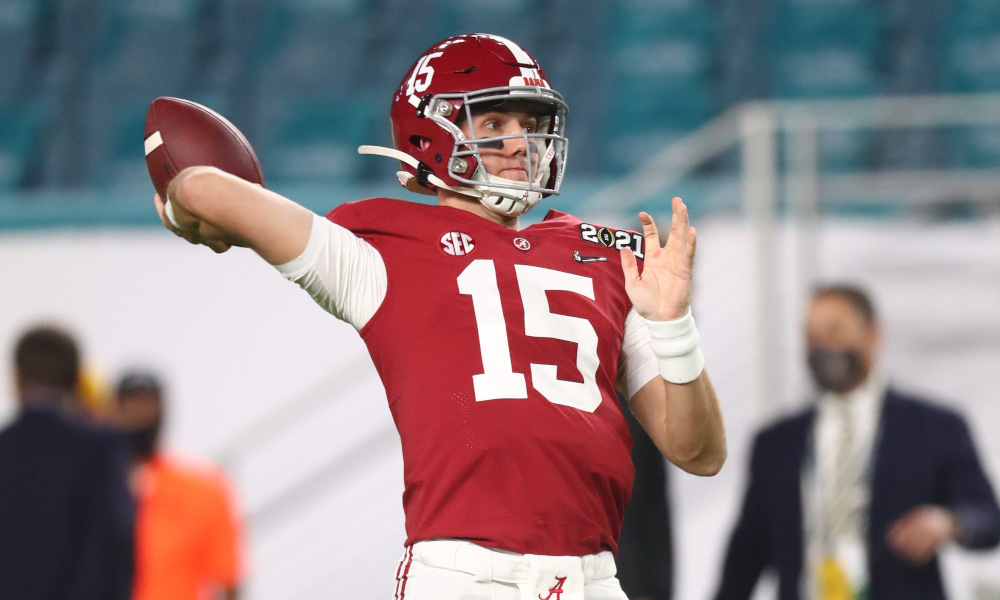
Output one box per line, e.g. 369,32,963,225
579,223,644,258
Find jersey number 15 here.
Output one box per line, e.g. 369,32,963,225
457,260,601,413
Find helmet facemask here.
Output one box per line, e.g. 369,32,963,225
429,87,569,216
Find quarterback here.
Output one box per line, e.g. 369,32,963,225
155,34,726,600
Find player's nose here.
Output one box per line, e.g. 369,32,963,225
501,122,528,156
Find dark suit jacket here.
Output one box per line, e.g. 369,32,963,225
617,395,673,600
715,388,1000,600
0,405,135,600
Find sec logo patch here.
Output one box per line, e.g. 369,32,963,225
440,231,476,256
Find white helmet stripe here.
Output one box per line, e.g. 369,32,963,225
477,33,549,88
477,33,533,64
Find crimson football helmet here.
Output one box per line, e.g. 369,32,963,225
359,34,569,217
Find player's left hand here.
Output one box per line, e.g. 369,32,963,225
887,505,958,565
621,197,696,321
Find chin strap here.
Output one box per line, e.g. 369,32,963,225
358,145,483,199
358,145,538,216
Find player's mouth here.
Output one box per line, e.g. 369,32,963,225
500,167,529,181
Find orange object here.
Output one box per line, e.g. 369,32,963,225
77,362,113,418
132,454,243,600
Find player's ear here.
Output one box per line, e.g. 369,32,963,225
408,135,432,152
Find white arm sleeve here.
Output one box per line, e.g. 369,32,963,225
617,308,661,400
274,213,388,330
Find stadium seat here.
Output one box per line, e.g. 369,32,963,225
943,1,1000,92
772,48,878,99
767,0,884,99
763,0,887,170
608,0,713,44
92,103,153,188
0,0,50,105
255,98,382,184
352,0,448,93
65,0,209,186
607,51,713,172
606,127,695,176
251,0,367,103
246,0,373,184
602,0,717,173
432,0,534,44
942,1,1000,167
772,49,876,173
945,37,1000,92
772,0,883,44
0,104,44,190
869,0,949,170
949,125,1000,169
87,0,205,99
615,70,713,131
712,0,770,144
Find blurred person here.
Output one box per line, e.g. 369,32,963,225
0,325,135,600
616,396,674,600
114,372,243,600
152,34,725,599
714,285,1000,600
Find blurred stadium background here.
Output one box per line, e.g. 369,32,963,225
1,0,999,598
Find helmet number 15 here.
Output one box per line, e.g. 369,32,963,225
406,52,444,101
457,260,601,413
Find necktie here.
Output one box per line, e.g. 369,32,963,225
824,402,862,546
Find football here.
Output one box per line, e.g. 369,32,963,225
144,97,265,198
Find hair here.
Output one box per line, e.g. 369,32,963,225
812,284,878,326
115,371,164,402
14,325,81,392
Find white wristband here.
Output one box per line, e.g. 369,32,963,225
164,198,182,229
645,307,706,384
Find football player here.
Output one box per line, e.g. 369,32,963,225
154,34,726,600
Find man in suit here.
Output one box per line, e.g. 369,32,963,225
715,285,1000,600
0,326,135,600
617,394,674,600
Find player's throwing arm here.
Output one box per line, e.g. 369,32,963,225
154,167,312,265
144,97,313,265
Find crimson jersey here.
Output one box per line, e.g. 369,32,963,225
327,198,646,556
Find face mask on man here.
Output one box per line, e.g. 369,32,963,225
127,424,160,460
807,348,864,394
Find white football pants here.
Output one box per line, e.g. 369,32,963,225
391,539,629,600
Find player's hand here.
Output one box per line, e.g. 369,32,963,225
620,197,696,321
153,192,232,254
886,505,958,565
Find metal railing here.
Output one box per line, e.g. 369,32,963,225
587,93,1000,418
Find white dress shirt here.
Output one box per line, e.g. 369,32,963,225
803,374,887,598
